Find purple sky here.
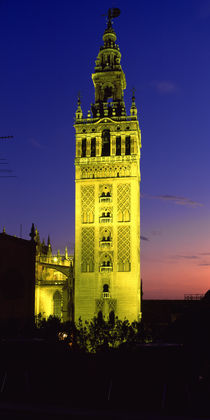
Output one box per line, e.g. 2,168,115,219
1,0,210,298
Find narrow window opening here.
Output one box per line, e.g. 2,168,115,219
102,130,110,156
116,136,121,156
104,86,112,101
81,138,86,157
125,136,131,155
91,138,96,157
103,284,109,293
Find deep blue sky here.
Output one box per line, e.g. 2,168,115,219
1,0,210,297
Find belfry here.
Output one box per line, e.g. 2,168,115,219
74,10,141,322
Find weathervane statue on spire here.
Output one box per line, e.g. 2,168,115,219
107,8,120,27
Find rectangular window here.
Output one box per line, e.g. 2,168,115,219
81,138,86,157
102,130,110,156
91,138,96,157
125,136,131,155
116,136,121,156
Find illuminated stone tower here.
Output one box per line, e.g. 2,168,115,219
74,11,141,322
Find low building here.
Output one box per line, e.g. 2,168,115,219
0,228,36,330
0,226,74,326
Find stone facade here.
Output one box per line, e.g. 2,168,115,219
34,229,74,322
74,16,141,322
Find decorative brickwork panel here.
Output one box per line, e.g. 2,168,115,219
109,299,117,312
81,185,95,212
117,225,130,264
81,227,94,272
117,183,131,222
96,299,104,311
81,185,95,223
81,166,131,179
117,184,130,213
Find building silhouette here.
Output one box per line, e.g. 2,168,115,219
0,229,36,329
74,14,141,322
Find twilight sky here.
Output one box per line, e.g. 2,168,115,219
1,0,210,298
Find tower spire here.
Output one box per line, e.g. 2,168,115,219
130,87,138,118
91,9,126,118
75,93,83,120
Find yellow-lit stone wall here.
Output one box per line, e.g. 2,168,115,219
35,254,72,321
74,120,141,322
74,18,141,323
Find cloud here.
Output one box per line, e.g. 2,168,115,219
142,193,202,208
150,80,178,94
174,255,199,260
198,263,210,266
140,235,149,241
170,253,210,266
29,138,44,149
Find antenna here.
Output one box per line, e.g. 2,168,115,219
0,135,16,178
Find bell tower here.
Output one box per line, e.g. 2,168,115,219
74,10,141,323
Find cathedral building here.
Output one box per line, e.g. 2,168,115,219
34,228,73,322
74,13,141,322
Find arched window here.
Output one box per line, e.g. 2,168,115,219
118,262,124,272
104,86,113,101
118,211,123,222
99,186,112,202
124,261,130,272
53,291,62,319
89,260,94,272
102,130,110,156
91,138,96,157
103,284,109,293
124,210,130,222
81,262,87,272
89,211,94,223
